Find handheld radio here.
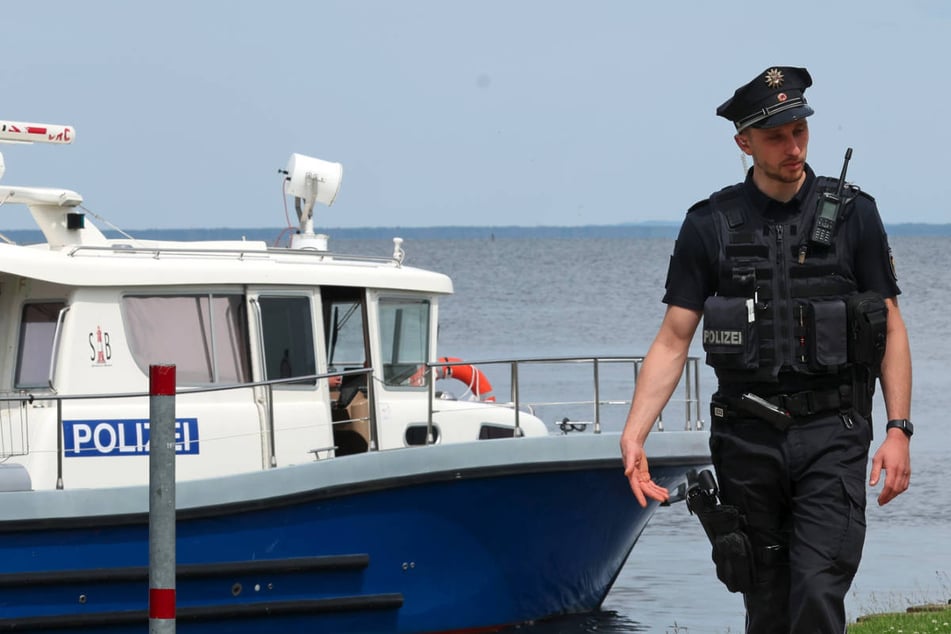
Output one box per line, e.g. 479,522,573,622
810,147,852,246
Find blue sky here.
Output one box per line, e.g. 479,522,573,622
1,1,948,230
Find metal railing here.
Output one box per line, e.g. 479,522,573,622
0,368,373,489
426,355,704,441
66,244,403,267
1,357,704,488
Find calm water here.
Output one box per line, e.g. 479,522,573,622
339,233,951,633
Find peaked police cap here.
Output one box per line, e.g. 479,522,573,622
717,66,814,132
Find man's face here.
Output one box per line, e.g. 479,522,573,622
736,119,809,185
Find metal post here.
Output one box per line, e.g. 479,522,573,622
56,398,64,490
593,358,601,434
266,383,277,467
149,364,176,634
692,358,704,430
511,361,521,436
684,358,693,431
426,364,434,446
366,371,378,450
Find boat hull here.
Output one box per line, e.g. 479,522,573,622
0,432,709,633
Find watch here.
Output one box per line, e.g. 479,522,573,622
886,418,914,438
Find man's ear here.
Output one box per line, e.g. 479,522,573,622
734,132,752,155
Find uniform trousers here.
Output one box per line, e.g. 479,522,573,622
709,407,872,633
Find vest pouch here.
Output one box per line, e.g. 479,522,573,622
804,299,848,371
848,292,888,374
702,296,758,370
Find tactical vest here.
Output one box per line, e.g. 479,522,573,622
700,176,875,387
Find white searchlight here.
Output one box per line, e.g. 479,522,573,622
284,153,343,251
0,120,76,183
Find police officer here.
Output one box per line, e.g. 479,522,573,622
620,66,912,633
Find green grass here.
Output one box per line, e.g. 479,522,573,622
660,606,951,633
847,571,951,633
848,606,951,633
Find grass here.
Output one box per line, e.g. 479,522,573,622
658,572,951,633
846,571,951,632
661,606,951,633
849,605,951,633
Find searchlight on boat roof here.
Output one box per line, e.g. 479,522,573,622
0,120,75,182
0,120,75,145
283,153,343,251
285,153,342,206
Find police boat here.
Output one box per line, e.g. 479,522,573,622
0,120,710,633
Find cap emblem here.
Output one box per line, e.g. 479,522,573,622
777,92,788,102
764,68,784,88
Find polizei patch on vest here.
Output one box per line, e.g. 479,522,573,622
703,329,744,346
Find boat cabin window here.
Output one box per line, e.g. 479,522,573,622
15,302,66,389
257,296,316,383
379,298,430,387
324,291,367,376
122,294,250,385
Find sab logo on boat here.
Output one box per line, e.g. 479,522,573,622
63,419,200,457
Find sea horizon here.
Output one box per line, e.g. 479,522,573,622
5,221,950,244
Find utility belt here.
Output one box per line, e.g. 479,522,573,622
712,384,852,431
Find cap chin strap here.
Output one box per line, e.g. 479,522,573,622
734,97,808,132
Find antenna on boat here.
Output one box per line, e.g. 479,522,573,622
282,153,343,250
0,120,75,181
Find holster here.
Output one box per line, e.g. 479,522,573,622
700,505,756,594
686,470,756,594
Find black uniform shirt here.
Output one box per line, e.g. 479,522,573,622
662,163,901,311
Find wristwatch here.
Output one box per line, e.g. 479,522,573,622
885,418,914,438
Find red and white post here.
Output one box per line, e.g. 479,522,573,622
149,365,176,633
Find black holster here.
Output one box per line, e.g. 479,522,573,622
686,470,755,594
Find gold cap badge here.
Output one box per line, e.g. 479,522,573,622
764,68,784,88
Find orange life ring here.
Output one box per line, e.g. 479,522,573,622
436,356,495,402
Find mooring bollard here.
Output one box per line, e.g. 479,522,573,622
149,364,176,634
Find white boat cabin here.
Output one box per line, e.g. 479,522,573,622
0,140,546,492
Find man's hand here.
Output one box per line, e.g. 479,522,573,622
617,306,701,508
869,430,911,505
621,436,670,508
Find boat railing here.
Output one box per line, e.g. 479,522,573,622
0,357,702,488
426,355,704,438
65,243,404,266
0,368,373,489
0,398,29,459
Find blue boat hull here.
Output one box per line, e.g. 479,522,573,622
0,434,709,632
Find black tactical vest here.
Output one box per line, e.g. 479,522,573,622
701,176,861,386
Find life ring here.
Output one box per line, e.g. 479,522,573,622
436,356,495,402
